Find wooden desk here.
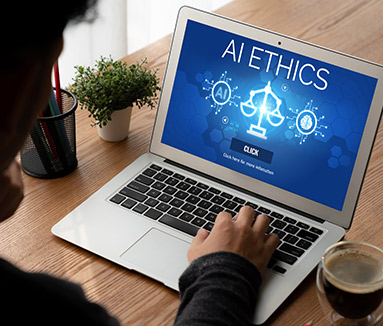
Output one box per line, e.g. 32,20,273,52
2,0,383,325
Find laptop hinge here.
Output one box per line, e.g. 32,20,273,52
164,159,325,224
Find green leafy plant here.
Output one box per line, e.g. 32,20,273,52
71,56,161,127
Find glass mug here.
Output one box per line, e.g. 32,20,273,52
317,241,383,326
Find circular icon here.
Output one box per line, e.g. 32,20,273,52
222,116,229,124
296,110,317,135
281,83,289,92
211,80,231,106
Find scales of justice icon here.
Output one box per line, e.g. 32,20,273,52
240,81,284,139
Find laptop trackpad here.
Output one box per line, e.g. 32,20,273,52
120,228,190,283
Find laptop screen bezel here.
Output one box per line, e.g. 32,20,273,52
150,6,383,229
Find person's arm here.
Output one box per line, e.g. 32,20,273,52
175,206,279,326
0,257,119,326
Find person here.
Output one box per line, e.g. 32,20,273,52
0,1,279,325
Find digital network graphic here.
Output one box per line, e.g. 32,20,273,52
240,81,284,140
202,71,240,114
286,100,327,144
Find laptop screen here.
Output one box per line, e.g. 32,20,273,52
161,19,378,211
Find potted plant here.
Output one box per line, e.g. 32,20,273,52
71,56,161,142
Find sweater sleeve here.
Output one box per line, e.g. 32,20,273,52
0,258,119,326
174,251,262,326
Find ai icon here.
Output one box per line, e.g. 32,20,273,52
203,71,240,114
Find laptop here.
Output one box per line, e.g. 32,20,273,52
52,6,383,324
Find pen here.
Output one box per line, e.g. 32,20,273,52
54,61,63,113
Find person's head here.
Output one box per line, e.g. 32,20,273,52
0,1,97,172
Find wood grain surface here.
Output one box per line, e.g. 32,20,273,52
2,0,383,325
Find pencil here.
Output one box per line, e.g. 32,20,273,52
54,61,63,113
304,320,313,326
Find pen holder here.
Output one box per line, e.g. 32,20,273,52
20,89,78,178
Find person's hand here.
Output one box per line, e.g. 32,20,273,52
0,160,24,222
187,206,280,275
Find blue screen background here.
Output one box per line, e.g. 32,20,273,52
161,20,377,211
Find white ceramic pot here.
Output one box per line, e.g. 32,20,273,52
97,107,132,142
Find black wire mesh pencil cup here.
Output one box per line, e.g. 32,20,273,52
20,88,78,178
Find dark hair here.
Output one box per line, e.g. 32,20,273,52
1,0,97,51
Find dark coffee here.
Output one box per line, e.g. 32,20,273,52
323,249,383,319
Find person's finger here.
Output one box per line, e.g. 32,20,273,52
252,214,270,234
235,205,255,227
191,228,209,246
263,233,280,256
214,210,233,224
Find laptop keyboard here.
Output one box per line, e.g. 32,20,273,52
109,164,324,274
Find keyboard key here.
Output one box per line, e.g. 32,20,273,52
297,222,310,229
121,198,137,209
144,198,159,207
193,208,208,217
186,195,200,205
205,212,217,222
283,217,297,224
135,174,154,186
168,207,182,217
280,243,305,257
185,178,197,185
221,192,233,199
196,182,209,190
270,211,283,219
173,173,185,180
127,181,149,193
310,227,323,235
199,191,214,200
181,203,196,212
273,250,298,265
189,186,202,195
245,202,258,210
133,203,149,214
163,186,177,195
191,217,206,227
233,197,246,204
203,222,214,232
284,224,299,234
159,215,199,236
165,177,179,186
158,193,172,203
297,230,319,242
144,208,162,220
152,181,166,190
161,168,173,175
208,187,220,194
180,212,194,222
272,265,287,274
210,205,224,214
272,220,287,229
154,173,168,181
176,182,191,191
296,239,312,250
211,195,225,205
174,190,188,200
198,200,212,209
223,200,237,210
284,234,299,245
142,168,156,177
157,203,171,212
150,164,161,171
258,207,271,214
110,194,125,204
119,187,147,202
147,189,161,198
169,198,184,208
